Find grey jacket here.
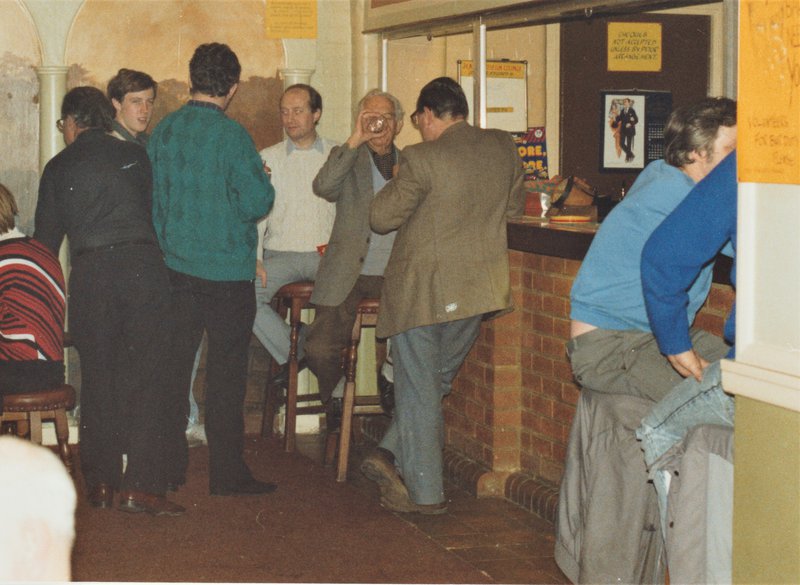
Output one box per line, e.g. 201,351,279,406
311,143,397,307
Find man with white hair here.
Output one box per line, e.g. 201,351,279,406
0,436,76,581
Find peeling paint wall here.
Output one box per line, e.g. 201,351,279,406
65,0,286,151
0,2,42,234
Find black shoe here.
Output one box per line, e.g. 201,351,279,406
378,374,395,416
326,397,343,433
271,356,308,388
210,477,278,496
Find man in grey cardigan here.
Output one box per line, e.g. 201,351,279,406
305,89,404,431
362,77,524,514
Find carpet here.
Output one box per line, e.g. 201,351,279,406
71,436,492,583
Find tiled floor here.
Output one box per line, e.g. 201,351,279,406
295,433,570,585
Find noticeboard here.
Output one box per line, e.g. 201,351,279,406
738,0,800,185
457,60,528,133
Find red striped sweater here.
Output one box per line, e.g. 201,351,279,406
0,233,65,362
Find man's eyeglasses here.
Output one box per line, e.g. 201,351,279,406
56,118,65,133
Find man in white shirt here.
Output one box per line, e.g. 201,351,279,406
255,84,337,385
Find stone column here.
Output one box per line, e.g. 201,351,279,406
36,65,68,173
36,65,72,384
279,68,315,89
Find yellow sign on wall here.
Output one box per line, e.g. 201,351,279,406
266,0,317,39
739,0,800,184
607,22,662,72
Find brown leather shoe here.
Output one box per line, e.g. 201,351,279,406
360,449,410,505
118,491,186,516
87,483,115,509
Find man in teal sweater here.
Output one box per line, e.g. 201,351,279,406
148,43,275,496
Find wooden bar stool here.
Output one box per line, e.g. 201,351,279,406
260,280,326,452
1,384,76,474
329,297,386,482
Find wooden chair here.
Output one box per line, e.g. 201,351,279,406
1,384,76,474
328,297,386,482
261,280,326,452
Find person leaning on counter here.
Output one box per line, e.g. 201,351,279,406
361,77,524,515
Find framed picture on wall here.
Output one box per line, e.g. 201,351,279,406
600,90,672,172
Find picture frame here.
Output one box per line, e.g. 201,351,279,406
601,92,645,171
600,90,672,172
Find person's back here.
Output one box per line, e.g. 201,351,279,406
567,96,737,402
37,129,157,255
375,121,522,337
149,103,269,280
0,183,65,400
35,85,184,516
147,42,276,497
364,77,523,515
570,159,700,333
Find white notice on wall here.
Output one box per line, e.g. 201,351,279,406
458,60,528,132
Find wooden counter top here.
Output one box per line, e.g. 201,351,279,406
507,217,733,286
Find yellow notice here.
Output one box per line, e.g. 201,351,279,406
739,0,800,184
460,60,525,79
607,22,662,72
266,0,317,39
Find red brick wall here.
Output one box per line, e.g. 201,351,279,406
446,249,734,486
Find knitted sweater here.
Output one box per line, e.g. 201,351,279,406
148,102,274,281
257,136,337,255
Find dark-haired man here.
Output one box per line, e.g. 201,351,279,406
107,68,157,146
148,43,276,496
253,84,336,386
35,86,183,516
361,77,524,514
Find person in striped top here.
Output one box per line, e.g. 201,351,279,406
0,183,65,410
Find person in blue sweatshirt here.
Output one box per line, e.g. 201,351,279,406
568,97,737,402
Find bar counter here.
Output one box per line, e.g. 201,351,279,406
506,216,733,284
434,215,735,513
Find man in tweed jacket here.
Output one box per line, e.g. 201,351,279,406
361,77,524,514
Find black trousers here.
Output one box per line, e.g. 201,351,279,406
70,244,173,493
166,269,256,490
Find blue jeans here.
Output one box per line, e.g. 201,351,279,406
636,360,735,537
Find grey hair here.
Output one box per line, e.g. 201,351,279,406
357,89,404,121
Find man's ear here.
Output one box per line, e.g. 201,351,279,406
227,83,239,100
313,109,321,125
395,118,404,135
687,149,705,165
111,98,123,114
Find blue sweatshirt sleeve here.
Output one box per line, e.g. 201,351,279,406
641,151,737,356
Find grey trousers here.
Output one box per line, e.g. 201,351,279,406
379,315,482,506
304,275,384,403
567,327,730,402
555,388,665,584
653,424,734,584
253,249,321,364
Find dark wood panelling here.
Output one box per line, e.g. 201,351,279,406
560,13,711,197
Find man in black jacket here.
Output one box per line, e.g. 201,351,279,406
35,86,183,516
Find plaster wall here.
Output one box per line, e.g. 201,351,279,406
7,0,355,233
